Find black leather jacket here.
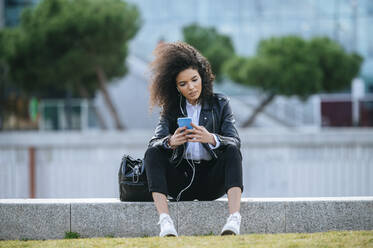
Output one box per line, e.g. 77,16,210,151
148,93,241,167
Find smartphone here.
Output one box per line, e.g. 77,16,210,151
177,117,193,129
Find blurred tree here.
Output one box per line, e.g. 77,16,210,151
309,37,363,93
183,23,235,82
224,35,363,127
5,0,141,130
0,31,7,129
0,28,19,129
0,30,10,87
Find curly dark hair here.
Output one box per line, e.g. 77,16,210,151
149,41,215,116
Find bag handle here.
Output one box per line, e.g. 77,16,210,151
121,154,143,183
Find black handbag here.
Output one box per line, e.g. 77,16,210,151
118,154,153,201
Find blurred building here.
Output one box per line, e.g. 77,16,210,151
4,0,373,89
2,0,38,27
2,0,373,129
0,1,4,28
127,0,373,91
1,0,372,199
115,0,373,128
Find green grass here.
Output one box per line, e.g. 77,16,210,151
0,230,372,248
64,232,80,239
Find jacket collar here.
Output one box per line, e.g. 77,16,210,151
201,97,212,110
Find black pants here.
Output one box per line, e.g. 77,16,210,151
144,144,243,201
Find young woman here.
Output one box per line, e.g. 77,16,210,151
145,41,243,237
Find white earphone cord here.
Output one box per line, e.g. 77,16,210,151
176,144,196,202
176,94,196,202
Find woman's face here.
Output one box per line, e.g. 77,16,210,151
176,68,202,105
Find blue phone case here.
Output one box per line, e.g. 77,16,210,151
177,117,192,129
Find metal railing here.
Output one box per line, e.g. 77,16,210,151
234,93,373,127
234,94,321,127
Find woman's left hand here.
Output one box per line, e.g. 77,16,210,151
187,123,216,146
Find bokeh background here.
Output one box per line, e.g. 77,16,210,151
0,0,372,199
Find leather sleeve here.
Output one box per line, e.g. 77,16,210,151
148,116,172,149
215,100,241,149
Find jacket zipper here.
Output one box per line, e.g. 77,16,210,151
210,109,217,159
174,96,187,166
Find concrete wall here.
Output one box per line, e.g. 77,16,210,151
1,197,372,240
0,128,373,198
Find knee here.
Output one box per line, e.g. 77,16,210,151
225,144,239,152
224,144,241,158
144,146,161,160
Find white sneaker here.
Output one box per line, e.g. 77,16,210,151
221,212,241,235
158,213,178,237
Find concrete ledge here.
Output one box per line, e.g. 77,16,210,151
0,197,372,240
0,201,70,240
285,199,373,233
71,201,177,238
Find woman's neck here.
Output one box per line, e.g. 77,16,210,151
186,98,200,106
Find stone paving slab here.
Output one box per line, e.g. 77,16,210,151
241,200,286,234
285,198,373,233
0,202,70,240
177,199,286,235
177,200,228,236
71,201,177,238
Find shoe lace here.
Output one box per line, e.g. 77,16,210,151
227,214,241,224
158,216,173,226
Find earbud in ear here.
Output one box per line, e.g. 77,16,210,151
176,87,180,93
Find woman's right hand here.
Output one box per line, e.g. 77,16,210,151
169,126,189,148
